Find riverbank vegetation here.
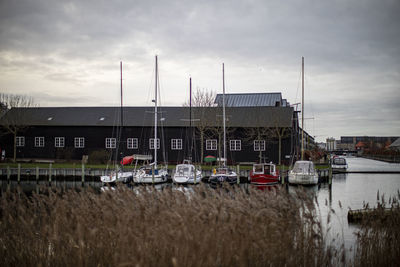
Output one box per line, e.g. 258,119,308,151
1,186,398,266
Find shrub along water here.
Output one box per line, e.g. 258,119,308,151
0,185,398,266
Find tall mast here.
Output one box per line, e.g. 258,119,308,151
115,61,123,166
301,56,304,160
222,63,226,167
154,56,158,168
189,77,193,161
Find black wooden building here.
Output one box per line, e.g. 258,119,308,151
0,105,300,165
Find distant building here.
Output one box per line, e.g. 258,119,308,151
326,137,336,151
340,136,399,151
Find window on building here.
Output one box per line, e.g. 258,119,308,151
16,136,25,147
149,138,160,149
230,140,241,151
74,137,85,148
55,137,65,148
127,138,138,149
206,139,217,150
106,138,116,149
171,139,182,150
254,140,265,151
34,137,44,147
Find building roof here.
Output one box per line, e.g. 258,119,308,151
214,93,288,107
1,106,294,128
389,138,400,148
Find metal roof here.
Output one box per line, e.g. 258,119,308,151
1,106,294,128
214,93,284,107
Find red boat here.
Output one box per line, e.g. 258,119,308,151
249,163,280,185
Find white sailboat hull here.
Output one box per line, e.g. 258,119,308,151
133,168,168,184
100,171,133,184
288,172,318,185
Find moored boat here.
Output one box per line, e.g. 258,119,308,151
288,160,318,185
331,156,348,173
209,167,237,186
173,160,202,184
133,55,168,184
249,162,280,185
207,63,237,186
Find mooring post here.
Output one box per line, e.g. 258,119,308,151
36,166,39,184
48,163,52,185
81,163,85,186
17,163,21,184
152,165,155,184
7,166,10,184
236,165,240,184
194,165,197,184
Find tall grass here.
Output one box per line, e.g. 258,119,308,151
352,191,400,267
0,185,398,266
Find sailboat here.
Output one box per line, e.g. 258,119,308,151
208,63,238,186
172,78,203,184
133,55,168,184
100,62,134,186
288,57,318,185
172,77,202,184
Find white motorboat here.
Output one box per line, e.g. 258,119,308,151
172,161,202,184
288,160,318,185
331,156,348,173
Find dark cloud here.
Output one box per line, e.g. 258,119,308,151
0,0,399,141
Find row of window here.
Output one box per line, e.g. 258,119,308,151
15,137,267,151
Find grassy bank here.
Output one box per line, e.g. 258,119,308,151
1,186,398,266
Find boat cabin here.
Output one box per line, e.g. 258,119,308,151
292,161,316,174
332,157,347,166
253,163,276,175
176,165,194,176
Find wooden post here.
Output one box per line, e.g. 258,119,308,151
17,163,21,184
236,165,240,184
81,163,85,186
36,166,39,184
193,165,197,184
49,163,52,185
152,165,155,184
7,166,10,184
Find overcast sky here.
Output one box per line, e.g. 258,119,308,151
0,0,399,142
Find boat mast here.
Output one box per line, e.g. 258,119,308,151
154,56,158,169
115,61,123,167
222,63,226,167
301,56,304,160
189,77,193,162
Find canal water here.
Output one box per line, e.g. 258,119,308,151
1,157,399,251
309,157,400,251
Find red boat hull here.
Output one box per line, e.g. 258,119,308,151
249,172,280,185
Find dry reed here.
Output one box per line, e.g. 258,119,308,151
0,185,396,266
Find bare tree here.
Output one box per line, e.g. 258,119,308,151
184,88,216,164
0,93,37,162
268,108,291,165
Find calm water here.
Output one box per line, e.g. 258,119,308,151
308,157,400,251
2,157,399,250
